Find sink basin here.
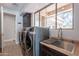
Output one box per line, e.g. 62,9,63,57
43,38,75,53
43,39,64,48
51,40,64,48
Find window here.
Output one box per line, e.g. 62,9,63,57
57,3,73,29
34,12,40,26
46,4,56,29
34,3,73,29
40,8,47,27
40,4,56,28
46,16,55,29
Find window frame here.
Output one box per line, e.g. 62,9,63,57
56,3,74,30
34,12,40,27
34,3,53,27
34,3,74,30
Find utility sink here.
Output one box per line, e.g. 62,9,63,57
42,38,75,53
43,38,64,48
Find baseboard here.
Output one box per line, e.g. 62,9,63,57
3,39,19,45
4,39,15,42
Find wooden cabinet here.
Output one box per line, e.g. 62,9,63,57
40,44,67,56
23,13,31,27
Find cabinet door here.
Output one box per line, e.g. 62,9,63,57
23,13,31,27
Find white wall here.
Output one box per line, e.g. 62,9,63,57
50,3,79,41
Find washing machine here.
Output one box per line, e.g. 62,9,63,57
20,27,49,56
23,27,34,56
33,27,49,56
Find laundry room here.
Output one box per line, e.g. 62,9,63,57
0,3,79,56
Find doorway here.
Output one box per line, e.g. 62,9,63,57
1,13,23,55
3,13,16,51
3,13,16,42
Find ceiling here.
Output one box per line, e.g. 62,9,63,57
0,3,28,11
23,3,49,13
0,3,49,14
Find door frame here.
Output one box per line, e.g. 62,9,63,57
1,6,17,52
3,13,16,42
1,6,4,52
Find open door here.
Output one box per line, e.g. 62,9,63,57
0,6,1,52
0,6,3,52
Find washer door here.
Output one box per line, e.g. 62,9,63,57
25,32,33,51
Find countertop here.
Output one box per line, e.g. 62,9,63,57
40,37,79,56
40,42,75,56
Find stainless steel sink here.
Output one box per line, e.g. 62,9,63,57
43,38,64,48
43,38,75,53
51,40,64,48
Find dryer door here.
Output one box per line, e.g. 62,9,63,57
25,32,33,55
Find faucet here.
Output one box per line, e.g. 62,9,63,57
58,28,63,40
